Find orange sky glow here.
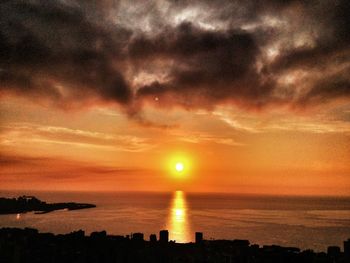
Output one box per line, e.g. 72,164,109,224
1,96,349,196
0,1,349,196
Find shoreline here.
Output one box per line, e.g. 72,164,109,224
0,196,96,215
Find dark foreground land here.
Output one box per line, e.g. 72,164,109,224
0,196,96,214
0,228,349,263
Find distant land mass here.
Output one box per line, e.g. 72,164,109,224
0,195,96,214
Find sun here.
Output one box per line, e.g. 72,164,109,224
175,162,184,172
166,152,193,179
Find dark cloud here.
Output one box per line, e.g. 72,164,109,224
264,0,350,108
0,0,132,106
0,0,349,112
132,22,276,109
269,0,350,72
297,75,350,106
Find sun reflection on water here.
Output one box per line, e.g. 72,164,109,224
166,191,191,243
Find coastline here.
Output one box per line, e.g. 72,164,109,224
0,196,96,215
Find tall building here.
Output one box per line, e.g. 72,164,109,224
344,239,350,258
159,230,169,243
195,232,203,244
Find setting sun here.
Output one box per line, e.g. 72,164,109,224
166,152,194,180
175,162,184,172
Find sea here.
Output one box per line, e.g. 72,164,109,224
0,190,349,252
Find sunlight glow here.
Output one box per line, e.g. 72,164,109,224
175,162,184,172
166,152,193,179
166,191,191,243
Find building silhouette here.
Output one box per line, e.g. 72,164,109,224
195,232,203,244
0,227,349,263
149,234,157,243
131,232,144,241
344,238,350,259
159,230,168,243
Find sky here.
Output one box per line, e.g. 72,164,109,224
0,0,349,195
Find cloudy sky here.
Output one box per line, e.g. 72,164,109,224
0,0,349,195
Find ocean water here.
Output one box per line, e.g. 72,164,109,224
0,190,350,252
